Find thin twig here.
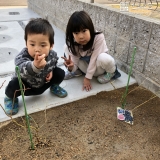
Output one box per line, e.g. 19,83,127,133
28,115,39,128
110,80,116,89
10,86,31,115
127,79,147,96
120,78,147,105
132,95,157,111
0,104,25,128
0,104,37,130
0,80,6,89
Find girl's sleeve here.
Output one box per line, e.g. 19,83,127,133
64,44,80,72
85,34,108,79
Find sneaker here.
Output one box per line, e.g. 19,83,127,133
112,67,121,80
50,84,68,98
4,96,19,115
64,69,82,80
97,67,121,84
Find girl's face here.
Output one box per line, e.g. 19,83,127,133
26,33,53,58
73,29,91,45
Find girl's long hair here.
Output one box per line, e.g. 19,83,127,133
66,11,100,56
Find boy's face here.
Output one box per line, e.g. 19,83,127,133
26,34,53,58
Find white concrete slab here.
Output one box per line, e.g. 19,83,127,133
52,25,65,65
0,69,136,122
0,21,25,74
0,8,40,22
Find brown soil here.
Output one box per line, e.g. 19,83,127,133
0,84,160,160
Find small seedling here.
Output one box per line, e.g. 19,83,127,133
117,47,136,125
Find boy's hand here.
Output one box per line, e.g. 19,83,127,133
61,55,74,71
46,71,53,82
83,77,92,92
34,53,46,69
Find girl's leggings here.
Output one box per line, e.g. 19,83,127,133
78,53,116,77
5,67,65,99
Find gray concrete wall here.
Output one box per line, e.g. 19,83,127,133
0,0,27,6
27,0,160,97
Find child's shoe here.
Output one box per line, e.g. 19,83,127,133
50,84,68,98
97,67,121,84
4,96,19,115
64,69,82,80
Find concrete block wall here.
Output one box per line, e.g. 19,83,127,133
27,0,160,97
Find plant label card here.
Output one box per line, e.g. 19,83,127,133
117,107,133,125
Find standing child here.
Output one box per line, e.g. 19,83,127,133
62,11,121,92
4,18,67,115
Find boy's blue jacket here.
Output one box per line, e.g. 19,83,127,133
14,48,58,88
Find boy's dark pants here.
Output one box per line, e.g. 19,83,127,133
5,67,65,99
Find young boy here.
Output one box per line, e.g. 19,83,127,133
4,18,68,115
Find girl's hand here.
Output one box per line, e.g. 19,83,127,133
34,53,46,69
61,55,74,71
46,71,53,82
83,77,92,91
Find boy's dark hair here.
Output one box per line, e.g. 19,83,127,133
24,18,54,46
66,11,100,55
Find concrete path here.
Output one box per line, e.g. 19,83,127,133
0,7,136,122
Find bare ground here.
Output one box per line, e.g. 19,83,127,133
0,84,160,160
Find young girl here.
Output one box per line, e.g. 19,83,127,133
62,11,121,92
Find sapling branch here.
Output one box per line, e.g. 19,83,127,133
16,66,34,150
0,80,6,89
121,47,137,109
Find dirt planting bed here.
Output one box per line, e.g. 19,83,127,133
0,84,160,160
